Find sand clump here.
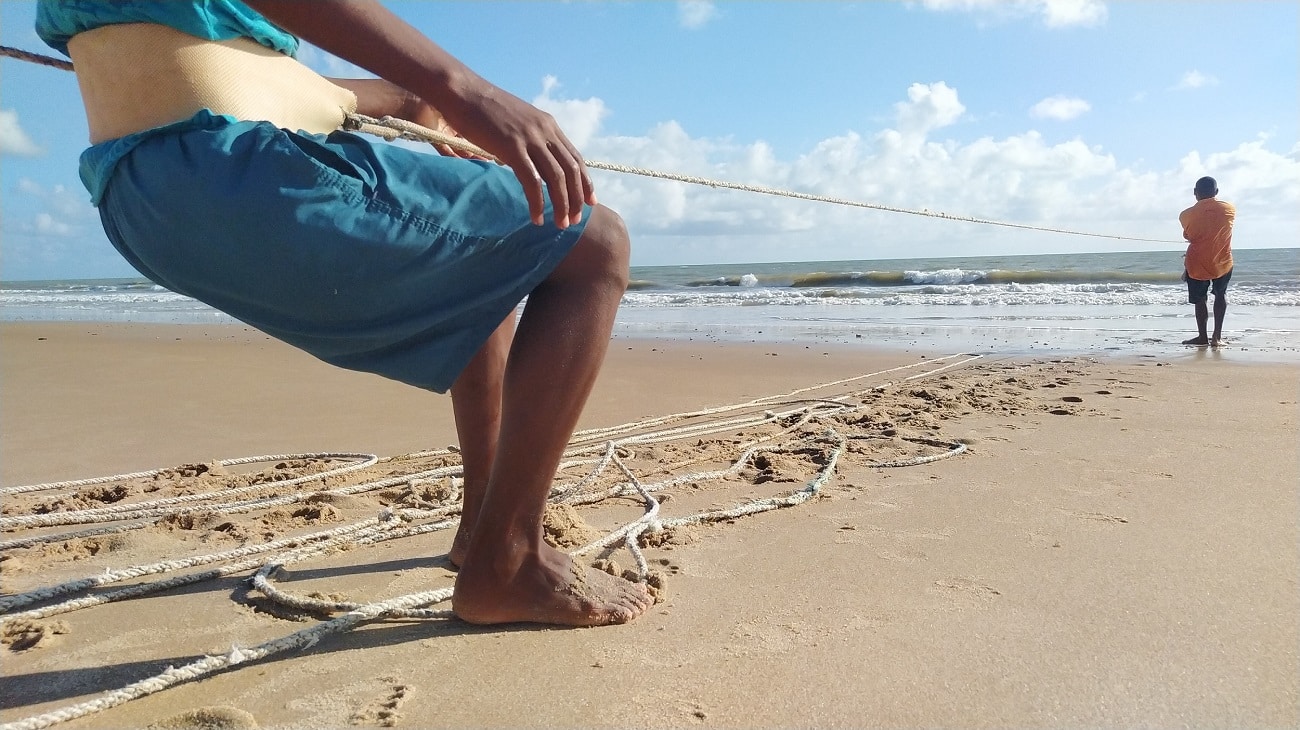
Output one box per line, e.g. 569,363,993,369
2,618,70,651
147,706,259,730
542,502,604,549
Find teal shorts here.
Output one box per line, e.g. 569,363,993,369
97,112,589,392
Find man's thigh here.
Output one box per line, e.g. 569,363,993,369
1210,268,1233,298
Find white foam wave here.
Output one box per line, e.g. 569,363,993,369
904,268,986,285
622,283,1298,308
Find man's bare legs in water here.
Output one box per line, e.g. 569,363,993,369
448,205,653,626
1184,294,1228,348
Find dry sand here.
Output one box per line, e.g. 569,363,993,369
1,321,1296,729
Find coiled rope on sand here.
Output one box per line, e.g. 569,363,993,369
2,353,979,730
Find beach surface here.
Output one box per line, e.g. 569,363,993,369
2,322,1296,729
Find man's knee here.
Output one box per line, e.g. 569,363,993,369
560,204,630,290
588,204,630,268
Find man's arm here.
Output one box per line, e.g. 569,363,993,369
326,78,414,119
326,77,476,159
244,0,593,228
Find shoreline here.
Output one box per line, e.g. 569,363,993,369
4,311,1298,366
0,319,1291,487
2,320,1296,728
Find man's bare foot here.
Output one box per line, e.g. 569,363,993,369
448,524,471,569
1211,337,1225,348
1182,336,1210,346
452,543,653,626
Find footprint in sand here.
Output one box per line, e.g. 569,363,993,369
934,577,1001,598
1058,508,1129,524
349,682,411,728
653,556,683,576
877,547,929,563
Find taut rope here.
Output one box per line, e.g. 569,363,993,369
2,43,1179,244
0,44,72,71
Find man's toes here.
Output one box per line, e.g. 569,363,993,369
618,584,650,607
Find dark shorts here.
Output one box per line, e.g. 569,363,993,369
97,113,589,393
1186,268,1232,304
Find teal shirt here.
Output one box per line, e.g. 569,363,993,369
35,0,301,204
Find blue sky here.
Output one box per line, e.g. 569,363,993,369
2,0,1297,280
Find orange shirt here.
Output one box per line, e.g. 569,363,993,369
1179,197,1235,280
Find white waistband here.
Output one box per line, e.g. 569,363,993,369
68,23,357,144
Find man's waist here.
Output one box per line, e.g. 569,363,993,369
67,23,357,144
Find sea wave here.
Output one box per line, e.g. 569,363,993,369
681,268,1185,289
3,250,1297,325
4,281,1297,313
622,283,1299,308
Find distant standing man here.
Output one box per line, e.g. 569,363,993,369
1179,176,1235,347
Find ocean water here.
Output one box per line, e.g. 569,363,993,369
4,248,1297,360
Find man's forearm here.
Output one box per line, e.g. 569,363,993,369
328,78,419,120
244,0,483,112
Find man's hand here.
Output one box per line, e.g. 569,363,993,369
438,84,594,228
246,0,594,229
395,92,483,161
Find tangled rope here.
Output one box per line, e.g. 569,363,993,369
1,353,982,730
2,43,1178,244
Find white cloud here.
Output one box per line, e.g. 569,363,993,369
1177,135,1300,211
16,179,89,218
1030,95,1091,121
533,76,610,149
918,0,1107,28
528,77,1298,262
0,109,43,157
678,0,719,30
12,178,97,239
1039,0,1108,28
895,82,966,136
31,213,73,237
1173,70,1219,90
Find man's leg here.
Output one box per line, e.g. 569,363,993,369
448,315,515,568
452,205,653,626
1183,280,1211,346
1182,301,1211,345
1211,294,1227,346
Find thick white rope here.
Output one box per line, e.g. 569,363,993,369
0,517,393,616
0,453,379,527
0,452,374,497
0,588,454,730
0,521,153,552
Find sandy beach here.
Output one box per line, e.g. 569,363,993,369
1,321,1296,729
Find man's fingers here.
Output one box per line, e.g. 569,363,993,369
528,146,573,229
552,141,588,225
565,139,597,207
514,161,547,226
